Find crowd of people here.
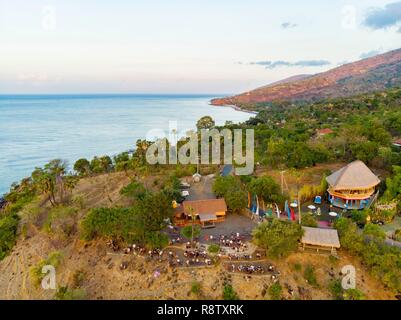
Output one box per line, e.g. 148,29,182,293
227,262,281,280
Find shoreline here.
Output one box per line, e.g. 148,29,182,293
209,102,258,115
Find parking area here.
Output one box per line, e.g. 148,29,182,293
184,174,216,201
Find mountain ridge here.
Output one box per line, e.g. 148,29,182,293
211,48,401,107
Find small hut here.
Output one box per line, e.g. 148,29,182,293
301,227,341,255
326,160,380,210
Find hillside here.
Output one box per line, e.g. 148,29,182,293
211,48,401,107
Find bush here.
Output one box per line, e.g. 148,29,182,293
268,282,282,300
301,214,318,227
363,224,386,240
223,284,239,300
0,214,20,261
30,251,63,287
120,181,147,201
54,286,87,300
44,206,78,237
181,225,201,241
303,265,319,288
328,279,343,300
190,281,202,295
343,288,365,300
207,244,220,254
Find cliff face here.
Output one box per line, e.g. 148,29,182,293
212,48,401,106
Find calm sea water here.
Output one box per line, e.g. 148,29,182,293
0,94,251,195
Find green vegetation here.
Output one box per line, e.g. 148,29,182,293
363,224,386,240
223,284,239,300
196,115,215,130
268,282,282,300
343,288,365,300
181,225,201,241
328,279,344,300
30,251,63,287
213,176,248,213
207,243,221,254
252,219,303,258
335,217,401,293
44,205,78,237
303,265,319,288
243,88,401,170
248,175,285,205
0,214,20,260
301,214,318,228
80,191,172,248
190,281,202,296
54,286,87,300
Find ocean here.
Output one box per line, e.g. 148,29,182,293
0,94,251,195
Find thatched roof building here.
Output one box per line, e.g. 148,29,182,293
326,160,380,210
301,227,341,250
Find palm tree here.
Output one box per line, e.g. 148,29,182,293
188,206,197,246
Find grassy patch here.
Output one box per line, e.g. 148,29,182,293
268,282,282,300
303,264,319,288
207,244,221,254
223,284,239,300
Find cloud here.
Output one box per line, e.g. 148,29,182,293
364,1,401,30
248,60,331,69
359,50,381,59
281,22,297,29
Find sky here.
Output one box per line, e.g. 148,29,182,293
0,0,400,94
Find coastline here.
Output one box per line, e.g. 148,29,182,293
209,102,258,115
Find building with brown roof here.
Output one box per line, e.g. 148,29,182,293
175,199,227,227
316,128,334,137
326,160,380,210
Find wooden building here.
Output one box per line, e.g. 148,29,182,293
174,199,227,228
301,227,341,255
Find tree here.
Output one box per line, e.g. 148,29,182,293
212,176,247,213
363,224,386,240
180,206,199,245
90,156,113,174
248,176,285,205
383,166,401,201
113,152,131,173
73,158,91,176
334,218,364,254
252,219,304,258
196,116,215,131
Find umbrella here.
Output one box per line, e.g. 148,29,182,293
329,212,338,217
290,203,298,208
308,205,316,210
